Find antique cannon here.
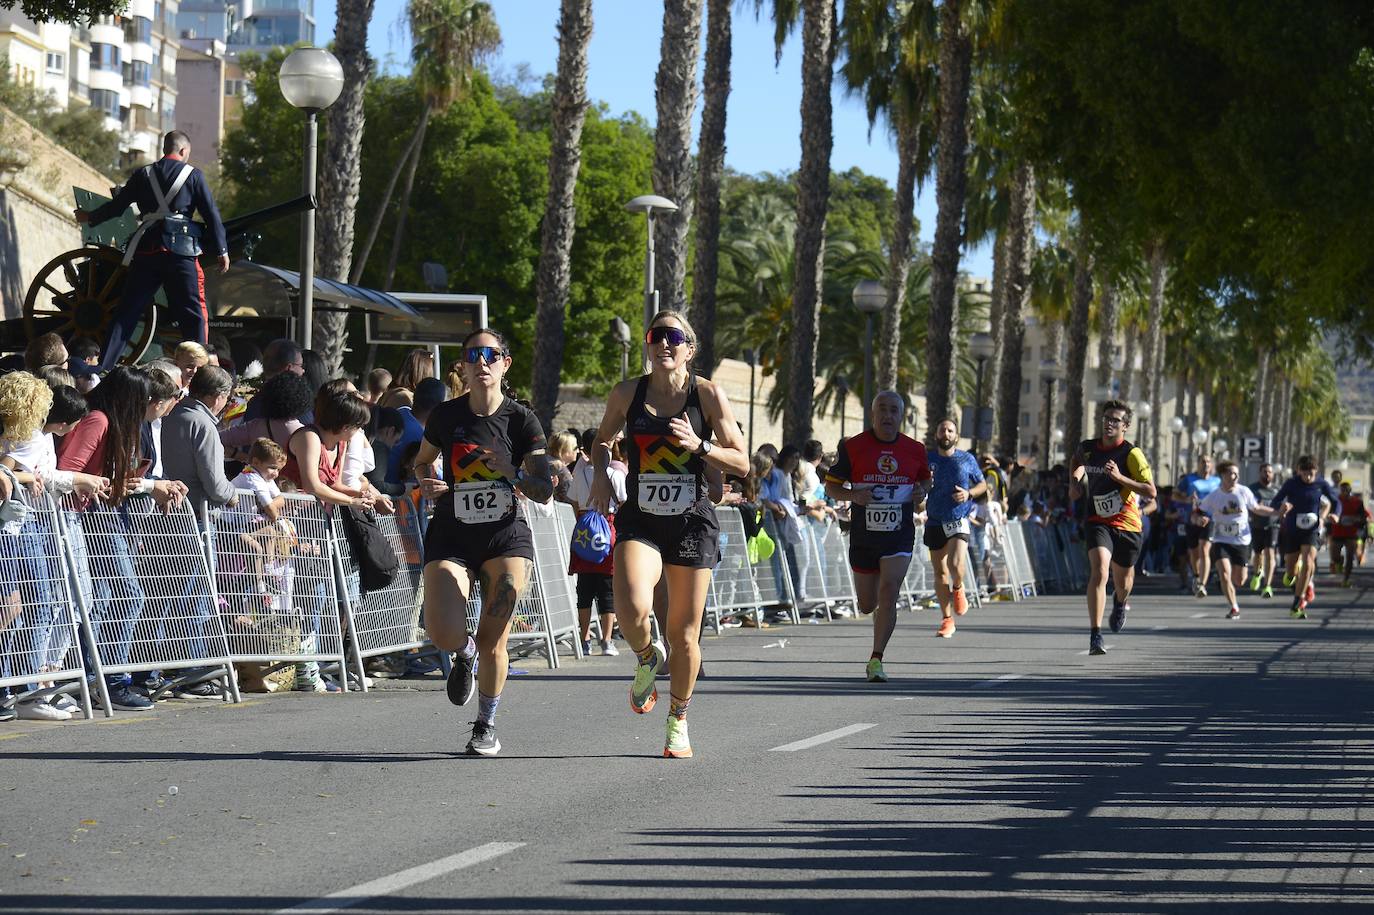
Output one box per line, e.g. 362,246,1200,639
22,192,315,365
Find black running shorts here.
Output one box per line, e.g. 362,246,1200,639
848,538,915,575
1279,525,1321,555
1185,521,1211,548
423,514,534,570
615,502,720,569
1084,523,1143,568
922,521,971,552
1250,521,1278,551
575,572,614,612
1209,541,1252,567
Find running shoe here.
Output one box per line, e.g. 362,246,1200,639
447,648,476,707
1089,632,1106,655
601,640,619,657
1262,586,1274,599
1109,601,1129,634
1305,583,1315,604
1343,575,1352,588
866,658,887,682
663,716,692,758
465,720,500,756
1248,572,1262,592
936,617,956,638
630,640,665,714
1227,607,1240,620
952,588,969,616
1194,584,1207,599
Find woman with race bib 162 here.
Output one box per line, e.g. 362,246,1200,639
413,328,556,758
586,311,748,759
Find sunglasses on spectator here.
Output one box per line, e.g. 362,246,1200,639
464,346,505,365
646,326,688,347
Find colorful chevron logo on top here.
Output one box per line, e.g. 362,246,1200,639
449,444,506,483
635,434,693,474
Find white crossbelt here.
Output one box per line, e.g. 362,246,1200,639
121,163,194,266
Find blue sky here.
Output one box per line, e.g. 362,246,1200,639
316,0,994,279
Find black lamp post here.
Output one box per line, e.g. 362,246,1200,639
743,347,758,456
609,316,632,381
835,376,849,441
852,279,887,428
1041,360,1064,469
968,332,994,451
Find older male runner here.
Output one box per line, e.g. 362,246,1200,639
825,392,931,682
1069,400,1156,656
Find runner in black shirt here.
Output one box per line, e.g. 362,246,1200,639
413,328,555,756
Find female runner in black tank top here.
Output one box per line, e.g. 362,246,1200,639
587,310,749,759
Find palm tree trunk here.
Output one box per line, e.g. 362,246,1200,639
785,0,835,447
313,0,376,374
689,0,731,377
381,102,433,291
1253,345,1269,429
1120,318,1136,404
984,225,1007,417
531,0,594,428
924,0,972,441
1064,226,1093,454
878,110,920,392
996,162,1035,459
651,0,703,315
1093,280,1118,431
1145,242,1166,465
349,108,427,285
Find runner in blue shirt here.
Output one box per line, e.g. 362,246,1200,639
1178,455,1221,597
1270,454,1341,618
924,418,986,639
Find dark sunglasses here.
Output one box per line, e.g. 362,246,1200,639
464,346,505,365
646,326,689,348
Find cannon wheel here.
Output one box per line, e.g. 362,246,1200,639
22,245,158,365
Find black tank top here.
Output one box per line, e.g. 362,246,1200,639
624,375,712,515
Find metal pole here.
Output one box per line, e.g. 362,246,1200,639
973,355,986,452
862,314,874,429
747,359,756,457
299,109,318,350
1043,378,1053,469
643,212,657,331
620,343,628,381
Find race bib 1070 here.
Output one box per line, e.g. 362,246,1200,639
865,504,902,532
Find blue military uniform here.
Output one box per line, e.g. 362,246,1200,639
85,156,228,369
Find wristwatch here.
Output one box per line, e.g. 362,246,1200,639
696,440,713,457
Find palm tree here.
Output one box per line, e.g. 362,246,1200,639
374,0,500,291
1144,241,1167,465
924,0,974,440
838,0,937,392
1063,218,1094,453
689,0,732,376
652,0,704,314
995,162,1035,459
314,0,378,373
531,0,593,428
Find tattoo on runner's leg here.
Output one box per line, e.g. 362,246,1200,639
487,572,520,621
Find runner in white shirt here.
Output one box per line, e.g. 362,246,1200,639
1194,461,1280,619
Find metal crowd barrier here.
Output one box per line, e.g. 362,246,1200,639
0,489,94,718
706,507,765,630
65,493,240,715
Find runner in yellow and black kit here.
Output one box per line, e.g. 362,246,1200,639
1069,399,1156,656
586,310,748,759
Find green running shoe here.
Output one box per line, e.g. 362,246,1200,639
1248,572,1262,592
1282,571,1296,587
1262,586,1274,599
866,658,887,682
629,640,665,714
663,716,692,758
1290,606,1308,620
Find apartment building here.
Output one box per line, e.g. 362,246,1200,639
1,2,180,169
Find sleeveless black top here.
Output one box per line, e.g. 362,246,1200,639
623,375,712,516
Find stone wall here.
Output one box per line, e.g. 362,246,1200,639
0,105,117,320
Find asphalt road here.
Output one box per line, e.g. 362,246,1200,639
2,564,1372,914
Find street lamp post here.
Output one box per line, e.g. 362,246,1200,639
852,279,887,429
1171,416,1185,479
1040,361,1064,469
743,348,758,456
1192,427,1210,464
968,332,995,452
835,376,849,441
624,195,679,339
609,316,632,381
1136,400,1153,460
279,47,344,350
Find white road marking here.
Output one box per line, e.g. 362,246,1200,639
1190,612,1210,619
770,723,876,752
1150,625,1169,631
275,842,525,914
974,673,1024,688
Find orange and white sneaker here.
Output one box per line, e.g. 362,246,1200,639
952,588,968,616
664,716,692,758
936,617,956,638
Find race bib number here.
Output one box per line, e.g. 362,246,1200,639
1340,514,1359,527
1296,512,1319,530
1176,524,1187,537
637,473,695,516
1216,519,1241,539
1093,491,1123,517
865,504,902,532
453,481,514,524
942,517,970,538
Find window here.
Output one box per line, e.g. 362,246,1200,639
91,88,120,118
133,60,152,86
224,78,244,96
46,52,65,73
124,16,153,44
1022,379,1031,394
1353,421,1371,440
1021,412,1031,427
91,42,121,71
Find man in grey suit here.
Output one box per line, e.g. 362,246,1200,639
162,364,238,519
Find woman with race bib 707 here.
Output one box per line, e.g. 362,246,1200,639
586,310,748,759
412,328,556,758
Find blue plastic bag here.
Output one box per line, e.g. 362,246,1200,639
571,510,614,564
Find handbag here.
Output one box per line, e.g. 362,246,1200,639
339,505,399,594
747,521,775,564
